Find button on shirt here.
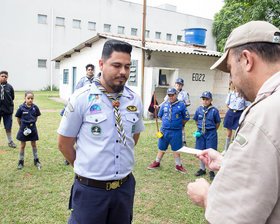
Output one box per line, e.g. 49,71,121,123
75,76,94,90
15,103,41,124
57,83,145,181
193,105,221,130
158,101,190,130
164,89,191,106
225,91,250,110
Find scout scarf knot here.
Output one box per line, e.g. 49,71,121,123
94,80,127,146
169,100,179,120
202,105,213,134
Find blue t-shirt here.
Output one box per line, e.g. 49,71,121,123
15,103,41,124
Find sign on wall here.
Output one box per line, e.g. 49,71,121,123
128,60,138,86
192,72,205,82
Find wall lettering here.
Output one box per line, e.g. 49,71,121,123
192,73,205,82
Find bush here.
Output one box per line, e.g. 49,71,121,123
41,85,59,91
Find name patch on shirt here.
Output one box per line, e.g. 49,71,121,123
91,125,102,136
126,105,137,112
90,104,101,114
235,133,247,147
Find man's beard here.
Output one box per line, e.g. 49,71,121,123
108,75,127,93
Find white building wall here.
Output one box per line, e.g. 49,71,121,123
0,0,217,91
59,39,143,101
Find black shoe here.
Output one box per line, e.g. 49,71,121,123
195,169,206,176
34,158,41,168
209,171,215,180
64,160,70,165
183,141,187,147
17,160,24,170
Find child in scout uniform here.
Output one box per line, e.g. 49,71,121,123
193,91,221,180
223,83,250,154
15,91,41,169
147,88,190,173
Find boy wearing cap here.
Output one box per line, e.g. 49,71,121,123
148,88,190,173
193,91,221,180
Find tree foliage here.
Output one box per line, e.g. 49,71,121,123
213,0,280,52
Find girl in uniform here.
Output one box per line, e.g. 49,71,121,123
15,91,41,169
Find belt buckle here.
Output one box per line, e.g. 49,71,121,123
233,109,237,112
106,181,120,190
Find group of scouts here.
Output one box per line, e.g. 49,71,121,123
147,77,249,180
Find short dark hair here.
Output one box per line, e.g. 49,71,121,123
232,42,280,63
0,71,8,76
25,91,34,97
86,64,94,70
101,39,132,61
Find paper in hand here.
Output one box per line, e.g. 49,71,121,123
177,146,202,155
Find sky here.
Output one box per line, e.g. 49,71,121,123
126,0,224,20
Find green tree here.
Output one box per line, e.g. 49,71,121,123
213,0,280,52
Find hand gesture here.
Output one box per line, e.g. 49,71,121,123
196,148,223,171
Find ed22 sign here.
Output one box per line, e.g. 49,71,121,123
192,73,205,82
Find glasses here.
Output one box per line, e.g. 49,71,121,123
168,94,175,97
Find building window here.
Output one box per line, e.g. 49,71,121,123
104,24,111,32
177,35,182,42
118,26,125,34
55,61,60,69
166,33,172,41
145,30,150,38
88,21,96,30
128,60,138,86
63,69,69,84
38,59,47,68
155,32,161,39
73,19,81,29
131,28,137,36
38,14,47,24
56,17,65,26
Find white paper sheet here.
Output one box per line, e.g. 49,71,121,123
177,146,202,155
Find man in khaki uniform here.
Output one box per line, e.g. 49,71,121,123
187,21,280,224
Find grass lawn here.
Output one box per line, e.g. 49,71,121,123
0,91,226,223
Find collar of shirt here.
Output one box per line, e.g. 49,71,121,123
256,71,280,101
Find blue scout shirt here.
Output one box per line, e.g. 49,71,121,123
15,103,41,124
193,105,221,130
57,83,145,181
75,76,94,90
158,100,190,130
226,91,250,110
164,89,191,106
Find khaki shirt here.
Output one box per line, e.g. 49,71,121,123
206,72,280,224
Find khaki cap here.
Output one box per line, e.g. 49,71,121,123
211,21,280,73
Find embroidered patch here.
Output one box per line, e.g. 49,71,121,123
91,125,102,136
63,110,68,117
176,114,178,118
132,125,135,134
68,103,74,112
235,133,247,147
127,105,137,112
273,32,280,43
89,94,99,102
90,104,101,114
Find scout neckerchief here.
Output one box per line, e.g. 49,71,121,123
201,104,213,134
0,83,5,100
94,79,127,146
169,100,179,120
87,76,94,83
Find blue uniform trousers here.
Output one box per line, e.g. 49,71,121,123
195,128,218,150
68,174,135,224
158,128,182,151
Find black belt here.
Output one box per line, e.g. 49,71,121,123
75,173,131,191
230,109,243,113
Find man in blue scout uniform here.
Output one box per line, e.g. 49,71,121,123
57,39,145,224
75,64,95,90
148,88,190,173
193,91,221,180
